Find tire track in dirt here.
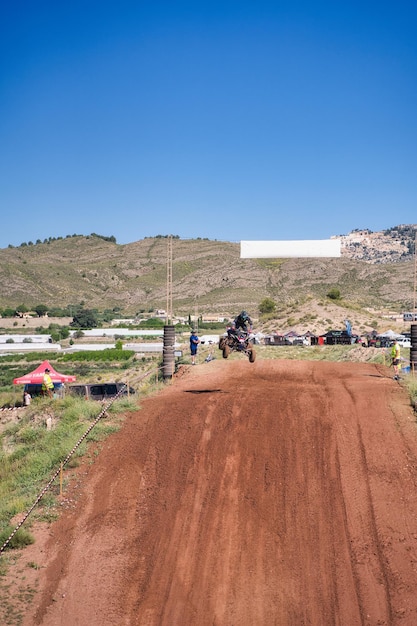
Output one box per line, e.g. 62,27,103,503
320,366,393,624
12,359,417,625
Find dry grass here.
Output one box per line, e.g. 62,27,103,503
0,236,415,318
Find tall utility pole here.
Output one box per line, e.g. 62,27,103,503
194,296,198,332
166,235,173,325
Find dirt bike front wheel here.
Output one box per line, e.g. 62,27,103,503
248,348,256,363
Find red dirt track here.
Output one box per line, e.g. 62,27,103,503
16,360,417,624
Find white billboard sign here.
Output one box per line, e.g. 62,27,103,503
240,239,341,259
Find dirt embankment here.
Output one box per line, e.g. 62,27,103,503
3,358,417,626
0,317,73,329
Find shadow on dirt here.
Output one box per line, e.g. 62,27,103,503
184,389,226,394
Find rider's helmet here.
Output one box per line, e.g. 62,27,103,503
240,310,248,319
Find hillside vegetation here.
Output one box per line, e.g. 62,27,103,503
0,230,415,321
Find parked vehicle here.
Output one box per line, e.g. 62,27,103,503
320,330,360,345
403,312,417,322
292,338,309,346
396,338,411,348
68,382,135,401
23,383,64,398
264,335,292,346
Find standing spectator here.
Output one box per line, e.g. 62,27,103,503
391,340,401,380
42,368,55,398
190,329,200,365
23,390,31,406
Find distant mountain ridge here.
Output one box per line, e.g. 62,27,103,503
0,225,416,315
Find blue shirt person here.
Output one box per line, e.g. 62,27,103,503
190,330,200,365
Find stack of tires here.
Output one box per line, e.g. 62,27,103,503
411,324,417,372
162,325,175,379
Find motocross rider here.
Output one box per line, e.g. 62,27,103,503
228,311,253,339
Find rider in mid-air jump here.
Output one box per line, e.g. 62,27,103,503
228,311,253,339
220,310,256,362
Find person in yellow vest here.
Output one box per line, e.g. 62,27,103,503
42,368,55,398
391,340,401,380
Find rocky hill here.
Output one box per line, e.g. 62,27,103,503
340,224,417,263
0,226,416,321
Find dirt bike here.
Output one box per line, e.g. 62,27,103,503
218,330,256,363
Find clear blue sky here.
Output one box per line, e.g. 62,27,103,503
1,1,416,249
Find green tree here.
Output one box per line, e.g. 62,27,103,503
102,308,117,323
259,297,276,314
139,317,164,329
34,304,48,317
70,308,99,329
48,324,70,340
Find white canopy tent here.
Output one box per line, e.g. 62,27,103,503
377,330,404,339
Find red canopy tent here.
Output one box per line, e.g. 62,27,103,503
13,360,76,385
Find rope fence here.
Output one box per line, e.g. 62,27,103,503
0,364,162,554
0,342,217,555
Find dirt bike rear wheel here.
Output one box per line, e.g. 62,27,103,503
248,348,256,363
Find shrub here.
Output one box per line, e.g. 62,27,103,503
259,297,276,315
327,288,341,300
0,526,34,551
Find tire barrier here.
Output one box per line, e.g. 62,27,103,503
411,324,417,369
162,325,175,379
